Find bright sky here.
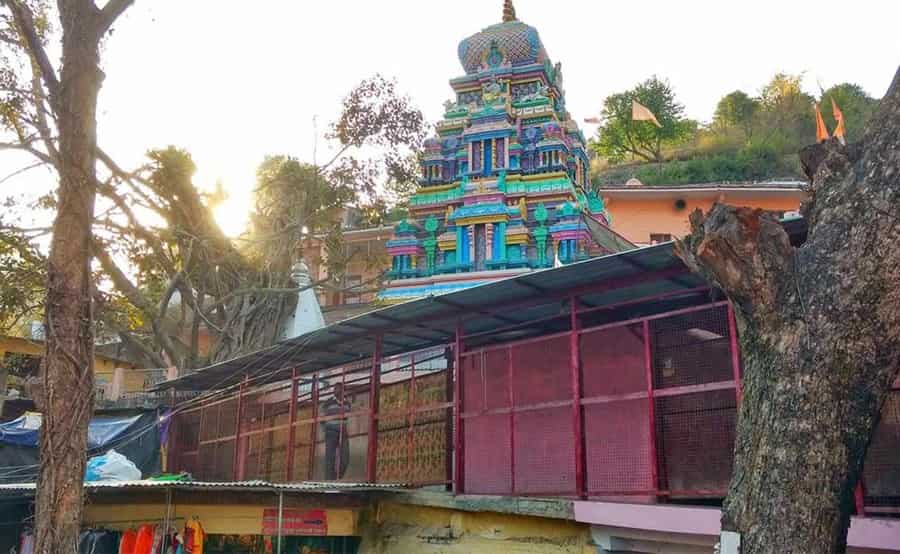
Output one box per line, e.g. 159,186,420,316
7,0,900,236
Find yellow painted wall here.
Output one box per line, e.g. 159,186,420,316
603,193,803,245
0,336,144,394
359,502,594,554
83,502,357,536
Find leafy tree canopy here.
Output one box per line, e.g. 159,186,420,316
713,90,759,139
592,73,880,186
591,76,696,163
819,82,878,142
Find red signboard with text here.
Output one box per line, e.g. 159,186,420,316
262,508,328,536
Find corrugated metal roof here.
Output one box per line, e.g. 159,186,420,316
154,243,708,391
148,213,806,390
0,479,403,496
153,216,808,393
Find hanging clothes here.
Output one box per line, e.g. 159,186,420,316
183,519,204,554
79,530,121,554
119,529,137,554
182,527,194,554
150,526,164,554
133,525,155,554
19,531,34,554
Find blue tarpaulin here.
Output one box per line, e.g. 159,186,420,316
0,409,161,483
0,412,141,449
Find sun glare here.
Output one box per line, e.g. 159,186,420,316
214,197,250,238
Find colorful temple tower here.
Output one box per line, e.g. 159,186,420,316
380,0,629,303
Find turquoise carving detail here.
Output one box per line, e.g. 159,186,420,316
587,190,605,214
534,202,548,224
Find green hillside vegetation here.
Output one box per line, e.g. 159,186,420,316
590,75,879,186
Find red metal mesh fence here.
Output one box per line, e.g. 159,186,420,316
166,302,900,510
240,385,291,482
174,407,201,477
459,304,737,499
511,335,574,496
189,398,237,481
461,350,512,494
514,406,575,495
377,361,450,485
863,390,900,514
654,390,736,496
309,367,371,482
581,324,653,499
651,308,732,389
171,351,451,485
650,307,736,497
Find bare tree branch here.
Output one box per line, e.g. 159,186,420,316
0,160,46,184
98,0,134,34
2,0,59,102
93,243,183,366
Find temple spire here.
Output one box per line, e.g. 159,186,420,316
502,0,517,22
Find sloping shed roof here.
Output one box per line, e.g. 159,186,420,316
155,242,709,391
148,217,808,393
0,479,402,498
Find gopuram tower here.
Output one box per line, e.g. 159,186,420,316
379,0,629,303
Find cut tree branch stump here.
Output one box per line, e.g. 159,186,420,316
675,66,900,554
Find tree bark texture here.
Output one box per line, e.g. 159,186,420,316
31,2,131,552
675,66,900,553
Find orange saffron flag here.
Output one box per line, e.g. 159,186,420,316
815,103,830,143
632,100,662,128
831,98,847,145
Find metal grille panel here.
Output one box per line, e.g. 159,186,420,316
585,399,653,495
651,307,732,389
864,391,900,511
513,407,575,495
655,390,736,495
581,324,646,397
464,413,512,494
512,336,571,405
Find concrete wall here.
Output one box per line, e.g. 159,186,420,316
359,501,595,554
82,490,361,537
602,193,802,246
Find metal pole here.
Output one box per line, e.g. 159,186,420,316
367,334,383,483
308,373,319,480
643,320,660,497
166,388,176,473
162,487,173,553
855,482,866,517
407,354,417,481
286,368,298,482
507,346,515,495
233,374,248,480
338,368,347,481
277,490,284,554
453,320,465,494
444,347,454,491
726,304,743,404
569,295,586,499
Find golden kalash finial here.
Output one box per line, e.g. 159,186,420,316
502,0,517,22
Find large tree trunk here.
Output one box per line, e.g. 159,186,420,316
34,8,102,552
31,2,132,551
676,66,900,553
